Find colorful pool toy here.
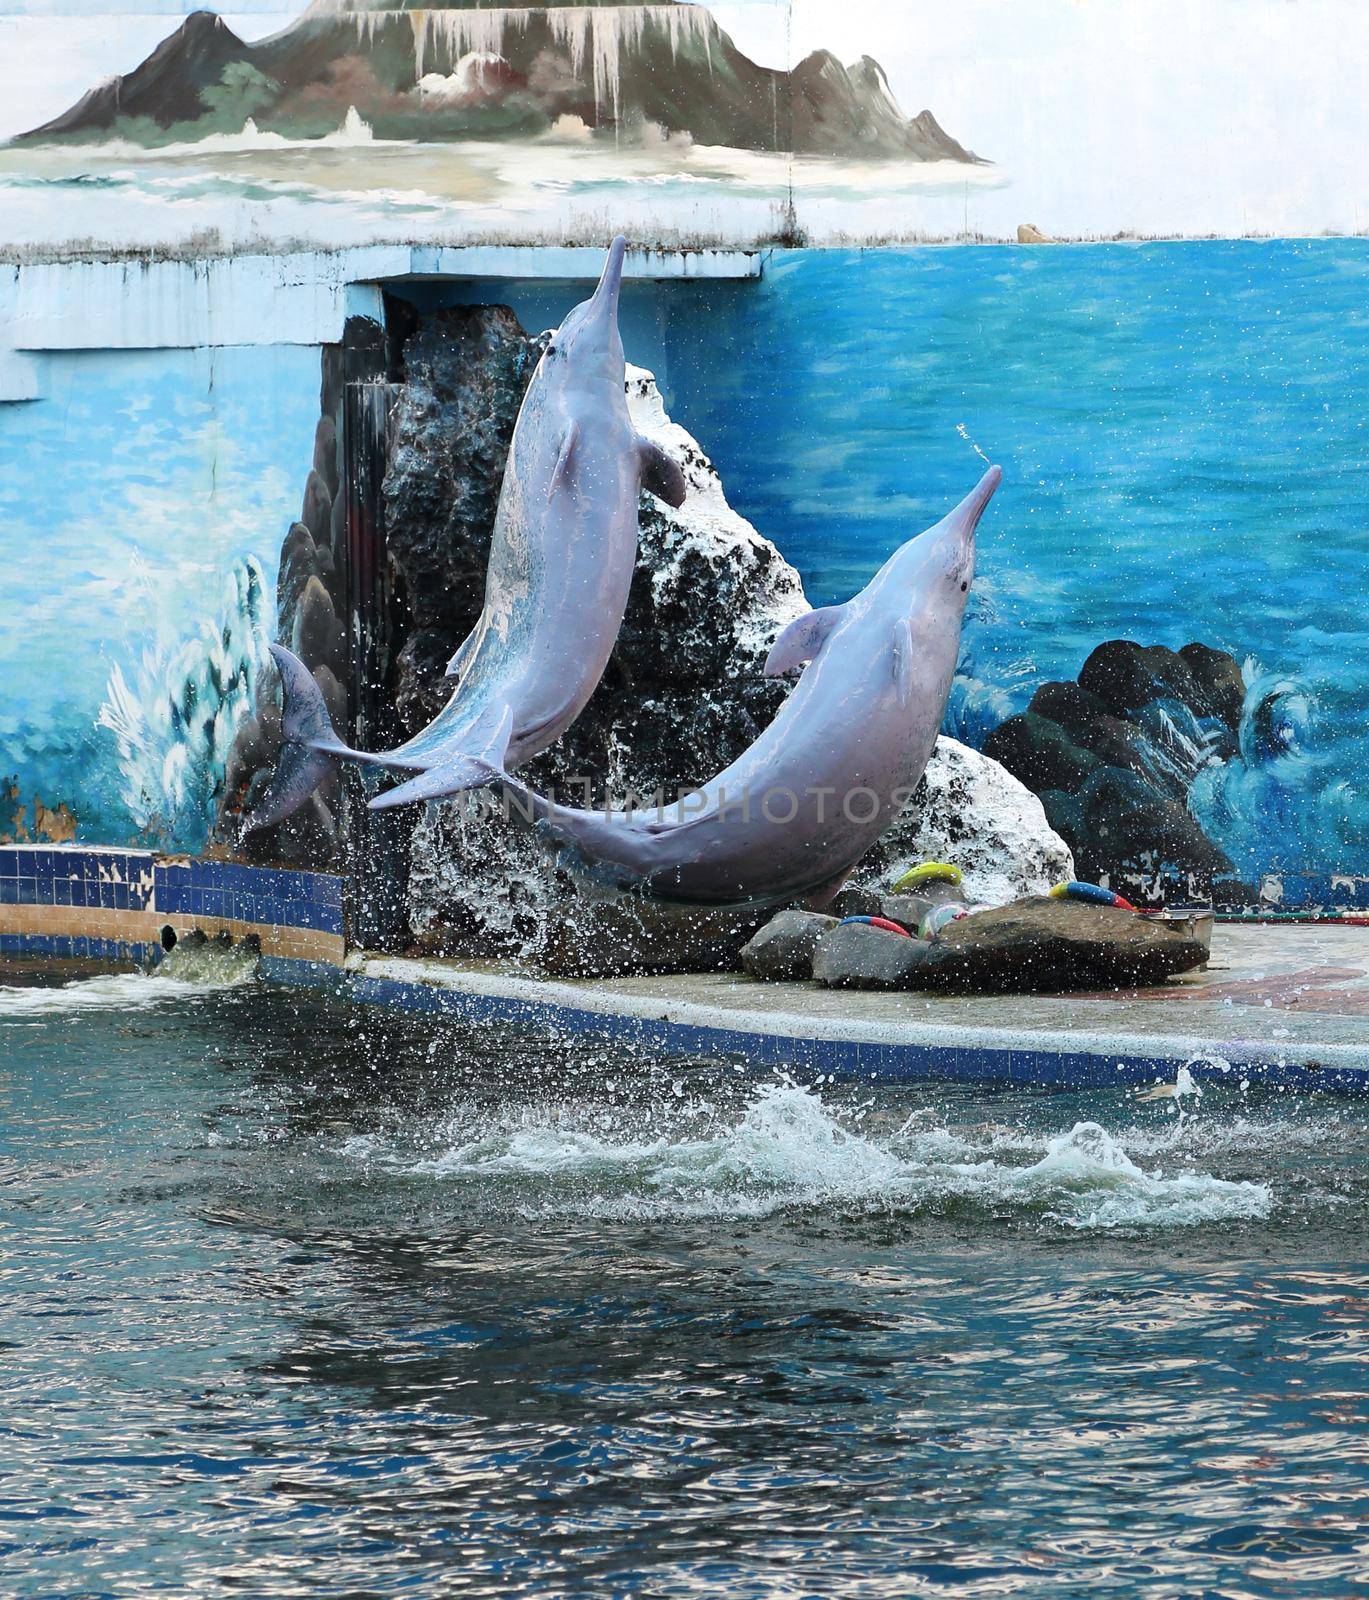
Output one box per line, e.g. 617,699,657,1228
919,903,969,940
838,915,912,938
1049,880,1138,912
891,861,962,893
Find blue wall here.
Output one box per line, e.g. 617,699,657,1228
3,242,1366,884
655,241,1369,881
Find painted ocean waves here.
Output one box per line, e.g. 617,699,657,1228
659,239,1369,884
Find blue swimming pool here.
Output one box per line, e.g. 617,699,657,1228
3,970,1365,1596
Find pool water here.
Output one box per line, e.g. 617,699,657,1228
2,969,1366,1597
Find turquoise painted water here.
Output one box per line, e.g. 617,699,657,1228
659,240,1369,879
0,345,319,849
2,972,1367,1596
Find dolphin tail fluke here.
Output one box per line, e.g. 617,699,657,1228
239,644,351,837
270,643,348,753
367,701,514,811
239,742,337,840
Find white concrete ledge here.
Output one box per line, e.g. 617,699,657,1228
346,952,1369,1074
257,944,1369,1094
1,245,761,351
0,347,43,401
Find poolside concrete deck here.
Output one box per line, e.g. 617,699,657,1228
270,923,1369,1093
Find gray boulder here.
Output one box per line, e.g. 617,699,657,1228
983,711,1102,795
828,885,884,920
879,890,958,931
291,576,345,680
911,896,1208,993
536,895,766,979
1179,642,1246,732
812,922,935,991
740,909,838,982
299,469,333,547
312,415,338,497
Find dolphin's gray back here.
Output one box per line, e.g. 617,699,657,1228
523,587,958,906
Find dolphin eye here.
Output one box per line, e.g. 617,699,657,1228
960,581,968,592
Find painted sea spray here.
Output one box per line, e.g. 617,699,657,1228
97,554,272,847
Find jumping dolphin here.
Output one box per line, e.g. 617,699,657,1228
463,465,1002,907
240,235,686,836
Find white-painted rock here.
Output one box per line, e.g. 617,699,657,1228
849,737,1076,910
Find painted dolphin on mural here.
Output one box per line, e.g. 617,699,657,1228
464,465,1002,906
240,234,686,836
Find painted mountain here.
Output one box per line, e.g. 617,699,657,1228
21,0,983,162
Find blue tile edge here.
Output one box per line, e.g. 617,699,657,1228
257,959,1369,1098
0,847,345,940
0,931,161,966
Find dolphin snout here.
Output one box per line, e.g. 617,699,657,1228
586,234,628,324
949,464,1002,539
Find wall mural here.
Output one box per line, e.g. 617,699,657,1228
655,242,1369,904
2,0,1365,254
0,345,321,849
0,2,1365,905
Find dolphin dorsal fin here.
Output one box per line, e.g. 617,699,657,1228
763,605,848,678
890,617,915,709
444,623,481,683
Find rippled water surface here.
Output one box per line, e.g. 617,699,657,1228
2,972,1366,1597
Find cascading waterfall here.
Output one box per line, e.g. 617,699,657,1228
97,557,270,848
383,6,717,115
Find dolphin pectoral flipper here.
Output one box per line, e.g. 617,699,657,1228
549,422,581,500
891,618,914,710
366,701,514,811
763,605,849,677
638,439,687,508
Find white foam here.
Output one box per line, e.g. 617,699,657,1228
342,1084,1273,1230
0,961,254,1018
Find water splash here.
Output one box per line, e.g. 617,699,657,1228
955,421,992,466
96,556,269,849
0,956,256,1018
157,937,260,987
341,1082,1272,1231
